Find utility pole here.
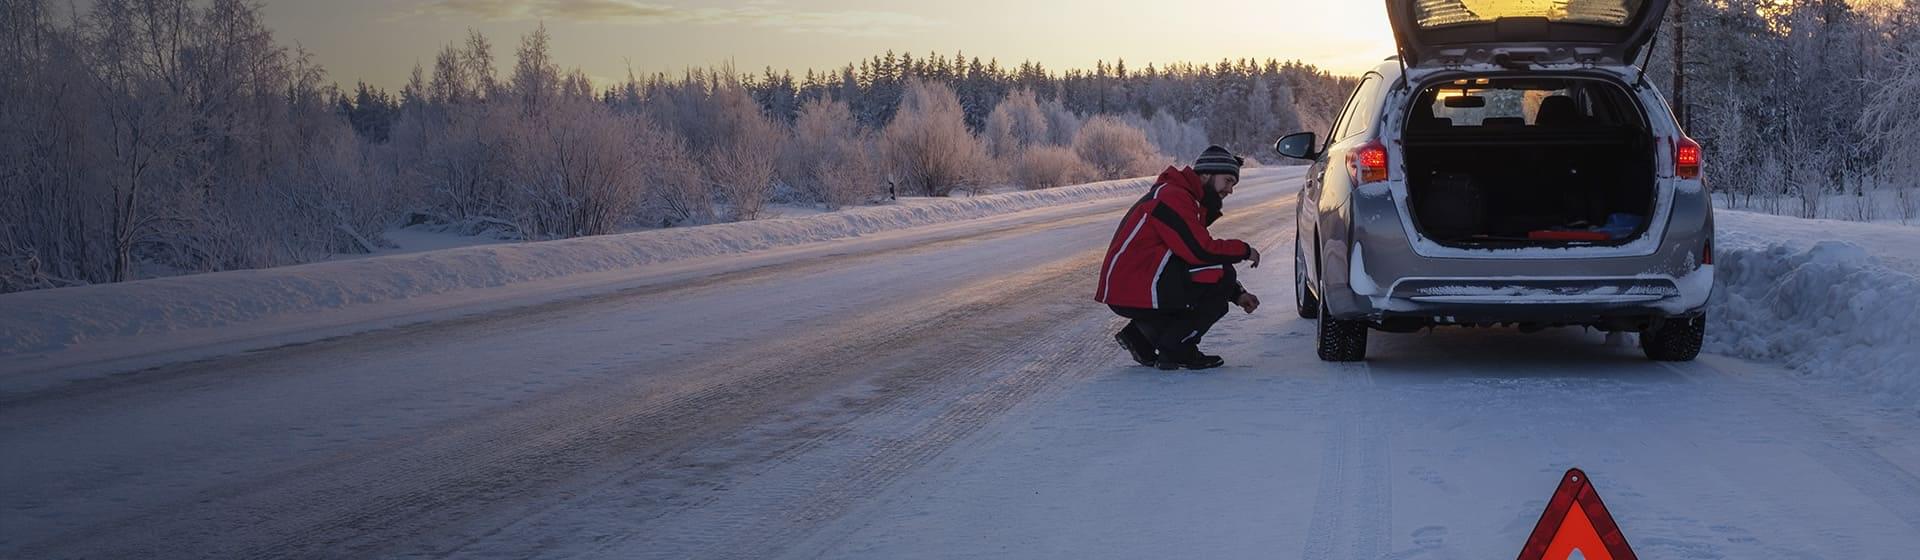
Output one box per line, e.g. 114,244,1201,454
1672,0,1689,132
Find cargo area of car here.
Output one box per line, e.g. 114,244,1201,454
1400,76,1657,247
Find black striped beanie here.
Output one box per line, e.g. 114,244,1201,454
1194,145,1243,179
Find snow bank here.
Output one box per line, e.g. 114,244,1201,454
1707,211,1920,411
0,177,1153,356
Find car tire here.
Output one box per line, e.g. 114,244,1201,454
1315,280,1368,362
1295,240,1319,319
1641,315,1705,361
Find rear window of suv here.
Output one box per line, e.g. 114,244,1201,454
1410,78,1638,129
1415,0,1645,28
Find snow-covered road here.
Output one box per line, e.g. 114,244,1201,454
4,168,1919,558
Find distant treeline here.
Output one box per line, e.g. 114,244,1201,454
0,0,1358,293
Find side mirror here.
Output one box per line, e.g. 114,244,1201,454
1274,132,1318,160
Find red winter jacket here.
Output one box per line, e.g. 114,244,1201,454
1094,166,1253,310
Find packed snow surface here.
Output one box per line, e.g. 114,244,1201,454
5,169,1920,559
0,177,1152,357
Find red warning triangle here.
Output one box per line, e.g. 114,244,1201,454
1515,468,1637,560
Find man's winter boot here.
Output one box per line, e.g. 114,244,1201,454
1115,325,1157,366
1185,344,1224,368
1156,347,1225,370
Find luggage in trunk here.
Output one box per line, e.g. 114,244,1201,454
1412,172,1485,242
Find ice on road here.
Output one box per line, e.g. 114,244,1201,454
3,168,1917,559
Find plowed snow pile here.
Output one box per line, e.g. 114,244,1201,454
1707,211,1920,411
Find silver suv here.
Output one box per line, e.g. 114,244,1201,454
1274,0,1712,362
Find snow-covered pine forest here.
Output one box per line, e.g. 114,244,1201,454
3,0,1918,295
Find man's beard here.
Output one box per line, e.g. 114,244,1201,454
1201,186,1224,226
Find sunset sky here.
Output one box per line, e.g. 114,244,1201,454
258,0,1400,88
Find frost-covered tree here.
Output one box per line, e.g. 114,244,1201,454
781,98,881,209
507,95,657,238
881,80,992,196
1073,115,1164,180
1640,0,1918,217
509,24,558,115
984,88,1051,158
1860,51,1920,213
641,68,785,222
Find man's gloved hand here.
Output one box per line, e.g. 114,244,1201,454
1245,246,1261,268
1235,292,1261,314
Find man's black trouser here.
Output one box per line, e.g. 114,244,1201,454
1109,282,1234,356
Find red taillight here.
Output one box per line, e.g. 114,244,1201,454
1703,238,1713,265
1675,136,1702,180
1348,140,1389,184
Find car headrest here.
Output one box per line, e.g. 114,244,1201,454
1535,95,1580,127
1409,100,1455,130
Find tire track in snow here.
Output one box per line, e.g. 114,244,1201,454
1300,363,1393,560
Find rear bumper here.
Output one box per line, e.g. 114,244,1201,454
1361,274,1709,328
1318,186,1715,325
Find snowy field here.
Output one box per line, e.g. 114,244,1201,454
1714,189,1920,226
3,167,1919,558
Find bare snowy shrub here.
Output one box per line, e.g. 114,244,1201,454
1789,142,1830,219
646,127,714,227
646,67,783,221
291,124,389,256
394,105,513,231
780,98,851,202
813,143,883,209
1010,146,1096,190
780,98,882,209
1760,153,1789,216
708,93,784,221
1073,115,1164,180
503,98,655,239
881,80,991,197
984,89,1050,158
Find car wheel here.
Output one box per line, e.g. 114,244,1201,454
1295,240,1319,319
1640,315,1705,361
1315,279,1368,362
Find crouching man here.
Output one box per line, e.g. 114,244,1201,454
1094,145,1261,370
